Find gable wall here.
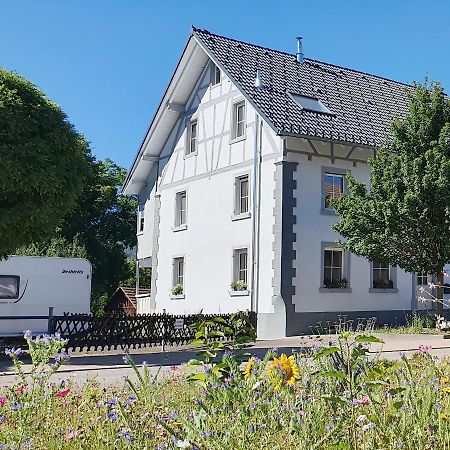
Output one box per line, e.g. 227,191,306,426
138,64,282,314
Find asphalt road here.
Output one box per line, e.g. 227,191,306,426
1,333,450,387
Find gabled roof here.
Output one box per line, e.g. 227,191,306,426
193,28,412,148
124,27,414,195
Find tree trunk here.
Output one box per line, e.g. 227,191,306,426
436,271,444,316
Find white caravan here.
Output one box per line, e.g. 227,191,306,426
0,256,91,336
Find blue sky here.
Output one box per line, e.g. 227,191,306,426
1,1,449,169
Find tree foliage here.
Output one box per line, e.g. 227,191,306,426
15,235,87,259
60,158,137,306
333,81,450,275
0,68,90,258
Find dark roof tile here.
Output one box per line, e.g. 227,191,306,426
194,28,412,147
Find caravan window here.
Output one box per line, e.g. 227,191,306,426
0,276,20,299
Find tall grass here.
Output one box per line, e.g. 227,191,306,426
1,331,450,449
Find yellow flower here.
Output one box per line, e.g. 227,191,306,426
243,357,255,380
441,377,450,385
439,412,448,420
443,387,450,394
267,353,300,389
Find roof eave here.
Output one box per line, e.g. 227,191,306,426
122,32,198,196
277,131,378,150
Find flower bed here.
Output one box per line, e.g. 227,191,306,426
1,331,450,448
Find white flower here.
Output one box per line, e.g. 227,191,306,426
251,381,261,391
175,439,191,448
356,414,367,423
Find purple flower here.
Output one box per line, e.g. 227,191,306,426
107,398,117,406
223,350,234,358
326,424,333,431
248,426,254,433
55,352,70,363
10,403,22,410
5,347,22,357
23,438,34,447
108,412,118,421
200,431,213,438
122,354,131,363
23,330,32,339
418,345,432,354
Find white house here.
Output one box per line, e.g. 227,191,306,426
123,28,439,338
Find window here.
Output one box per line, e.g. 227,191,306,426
211,63,221,85
323,248,346,288
138,206,144,233
372,262,393,289
235,175,249,215
175,191,187,227
173,257,184,287
291,93,333,115
323,173,344,209
417,272,428,286
234,248,248,285
0,276,20,299
186,120,198,155
232,101,246,140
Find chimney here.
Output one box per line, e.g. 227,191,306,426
254,68,264,89
296,36,304,63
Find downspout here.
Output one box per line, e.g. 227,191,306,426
135,200,140,298
251,115,262,313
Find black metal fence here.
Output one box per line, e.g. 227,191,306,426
48,311,256,351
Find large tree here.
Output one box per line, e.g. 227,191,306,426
333,81,450,310
60,158,137,313
0,68,90,258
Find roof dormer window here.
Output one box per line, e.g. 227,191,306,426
291,93,333,115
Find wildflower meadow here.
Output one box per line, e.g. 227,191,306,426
2,319,450,449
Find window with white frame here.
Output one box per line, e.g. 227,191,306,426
0,276,20,299
186,119,198,155
323,248,346,288
323,173,344,209
211,63,221,86
173,257,184,288
417,272,428,286
232,101,246,140
372,262,393,289
175,191,187,227
234,175,249,215
233,248,248,285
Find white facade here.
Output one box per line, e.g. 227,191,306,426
124,32,434,338
135,63,280,317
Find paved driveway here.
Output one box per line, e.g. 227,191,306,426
1,333,449,387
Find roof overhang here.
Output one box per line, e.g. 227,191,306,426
122,32,209,195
